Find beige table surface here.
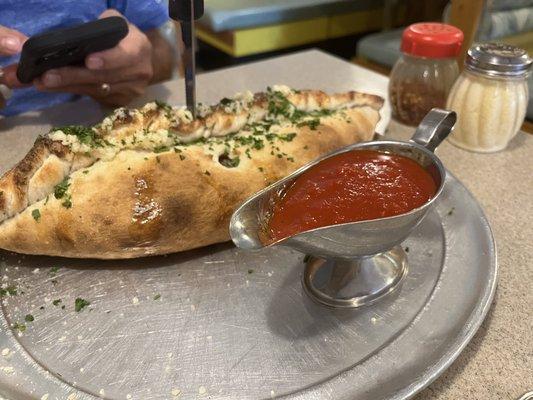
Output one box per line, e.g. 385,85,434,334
0,50,531,399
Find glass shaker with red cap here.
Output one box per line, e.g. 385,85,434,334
389,23,464,126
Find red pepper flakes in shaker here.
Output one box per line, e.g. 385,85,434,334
389,23,463,126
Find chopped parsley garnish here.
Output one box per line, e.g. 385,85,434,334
405,247,409,253
12,322,26,332
61,195,72,209
52,125,103,148
74,297,90,312
54,178,70,199
278,133,297,142
308,108,334,117
154,145,170,153
204,171,211,176
447,207,455,216
303,255,311,263
2,287,16,296
54,178,73,208
155,100,172,111
25,314,34,322
234,135,265,150
82,170,89,174
52,299,62,306
0,286,17,296
32,209,41,222
179,154,186,161
247,269,254,274
297,119,320,130
258,167,264,172
49,266,60,276
220,97,233,106
267,89,299,119
153,294,161,300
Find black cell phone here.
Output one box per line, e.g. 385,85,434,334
16,16,129,83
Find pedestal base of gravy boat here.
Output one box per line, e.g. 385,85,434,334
230,108,456,310
303,246,408,308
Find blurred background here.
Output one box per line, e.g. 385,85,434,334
162,0,533,126
183,0,531,70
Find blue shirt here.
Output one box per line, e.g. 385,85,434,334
0,0,169,116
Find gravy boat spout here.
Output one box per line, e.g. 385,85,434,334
229,108,456,308
230,109,456,256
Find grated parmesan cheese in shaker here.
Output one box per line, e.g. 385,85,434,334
446,43,532,152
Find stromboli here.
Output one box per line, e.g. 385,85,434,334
0,86,383,258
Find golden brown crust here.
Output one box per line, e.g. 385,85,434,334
0,89,382,259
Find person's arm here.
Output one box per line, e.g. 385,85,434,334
146,29,174,84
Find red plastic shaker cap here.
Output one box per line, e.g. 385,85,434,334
401,23,464,58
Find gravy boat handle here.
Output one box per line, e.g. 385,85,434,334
410,108,457,152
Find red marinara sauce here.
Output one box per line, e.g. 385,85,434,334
267,149,437,243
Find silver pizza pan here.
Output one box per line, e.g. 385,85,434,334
0,170,496,400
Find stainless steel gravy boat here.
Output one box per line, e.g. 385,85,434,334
230,109,457,308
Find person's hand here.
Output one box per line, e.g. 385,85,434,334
34,9,154,107
0,25,27,57
0,26,28,108
0,25,28,88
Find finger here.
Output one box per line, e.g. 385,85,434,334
85,32,147,71
35,80,147,105
0,63,30,88
36,62,153,89
99,8,123,19
36,66,121,88
86,12,150,71
0,26,27,56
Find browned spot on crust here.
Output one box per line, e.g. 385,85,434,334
170,119,203,135
55,214,77,248
112,109,135,128
12,138,49,188
42,137,70,158
162,196,194,230
348,91,385,109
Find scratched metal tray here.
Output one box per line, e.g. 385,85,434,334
0,172,496,400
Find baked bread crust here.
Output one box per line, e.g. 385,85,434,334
0,87,383,258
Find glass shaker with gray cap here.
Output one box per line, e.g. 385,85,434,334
446,43,532,152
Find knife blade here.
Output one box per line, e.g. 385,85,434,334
181,18,196,117
169,0,205,119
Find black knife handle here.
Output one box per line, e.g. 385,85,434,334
169,0,204,22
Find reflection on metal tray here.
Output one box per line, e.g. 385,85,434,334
0,172,496,400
